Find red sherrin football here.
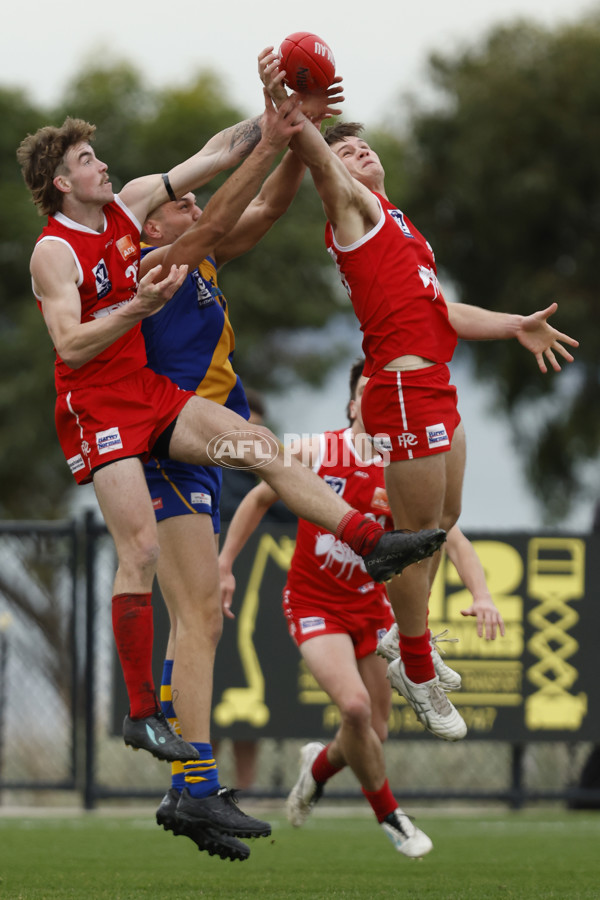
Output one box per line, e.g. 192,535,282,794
278,31,336,93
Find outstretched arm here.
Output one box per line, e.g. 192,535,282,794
120,114,264,225
219,480,281,619
445,526,505,640
447,301,578,373
214,147,305,266
141,91,304,275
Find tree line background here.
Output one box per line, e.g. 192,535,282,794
1,14,599,523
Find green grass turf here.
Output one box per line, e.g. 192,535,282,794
1,808,599,899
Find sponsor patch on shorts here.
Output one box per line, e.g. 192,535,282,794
67,454,86,474
299,616,326,635
152,497,164,511
426,422,449,449
191,491,211,507
96,427,123,455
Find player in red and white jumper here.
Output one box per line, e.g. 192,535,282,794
220,358,506,858
219,360,422,857
258,48,579,742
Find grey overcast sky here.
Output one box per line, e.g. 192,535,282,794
2,0,598,124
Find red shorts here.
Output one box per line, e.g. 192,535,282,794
361,363,460,462
282,585,395,661
55,368,195,485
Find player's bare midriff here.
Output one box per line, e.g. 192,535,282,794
384,355,436,371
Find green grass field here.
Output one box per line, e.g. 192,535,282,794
1,806,599,899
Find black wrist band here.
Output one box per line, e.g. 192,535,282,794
162,173,177,202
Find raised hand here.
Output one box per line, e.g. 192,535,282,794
516,302,579,373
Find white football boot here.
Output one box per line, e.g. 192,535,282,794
381,808,433,858
285,742,325,827
377,623,462,692
386,659,467,741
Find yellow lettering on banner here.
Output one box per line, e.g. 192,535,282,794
525,538,588,730
213,533,295,727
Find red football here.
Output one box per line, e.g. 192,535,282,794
278,31,336,93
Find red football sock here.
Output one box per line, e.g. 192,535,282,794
362,779,398,823
112,592,158,719
312,744,345,784
335,510,383,556
399,631,435,683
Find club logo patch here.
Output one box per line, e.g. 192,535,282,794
152,497,164,511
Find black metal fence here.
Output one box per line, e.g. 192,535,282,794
1,515,599,809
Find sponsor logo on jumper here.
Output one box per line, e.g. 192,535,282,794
426,423,450,448
116,234,136,260
67,454,86,474
96,427,123,455
373,434,393,453
206,429,280,470
191,492,211,507
371,486,390,512
299,616,326,635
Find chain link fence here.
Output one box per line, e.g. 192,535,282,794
1,516,598,809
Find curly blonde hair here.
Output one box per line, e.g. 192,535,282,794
17,117,96,216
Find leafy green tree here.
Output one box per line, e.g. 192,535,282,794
398,16,600,520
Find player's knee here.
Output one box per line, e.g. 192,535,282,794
340,692,372,730
372,719,389,743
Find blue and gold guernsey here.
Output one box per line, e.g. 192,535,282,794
141,249,250,531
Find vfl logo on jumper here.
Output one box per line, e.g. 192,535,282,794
314,533,365,581
389,209,414,239
324,475,346,496
193,270,216,308
418,265,441,300
96,427,123,455
206,429,280,470
116,234,136,260
93,259,112,300
426,423,449,449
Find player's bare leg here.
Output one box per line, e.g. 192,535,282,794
156,515,222,742
170,397,446,578
93,458,199,762
383,431,467,740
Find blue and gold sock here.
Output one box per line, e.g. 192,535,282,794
183,743,220,798
160,659,185,793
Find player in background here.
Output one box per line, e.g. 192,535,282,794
17,93,445,792
140,99,312,860
257,48,578,742
219,359,504,858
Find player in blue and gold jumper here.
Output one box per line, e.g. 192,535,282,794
139,93,310,861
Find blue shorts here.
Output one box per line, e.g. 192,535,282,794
145,457,223,533
144,376,250,533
